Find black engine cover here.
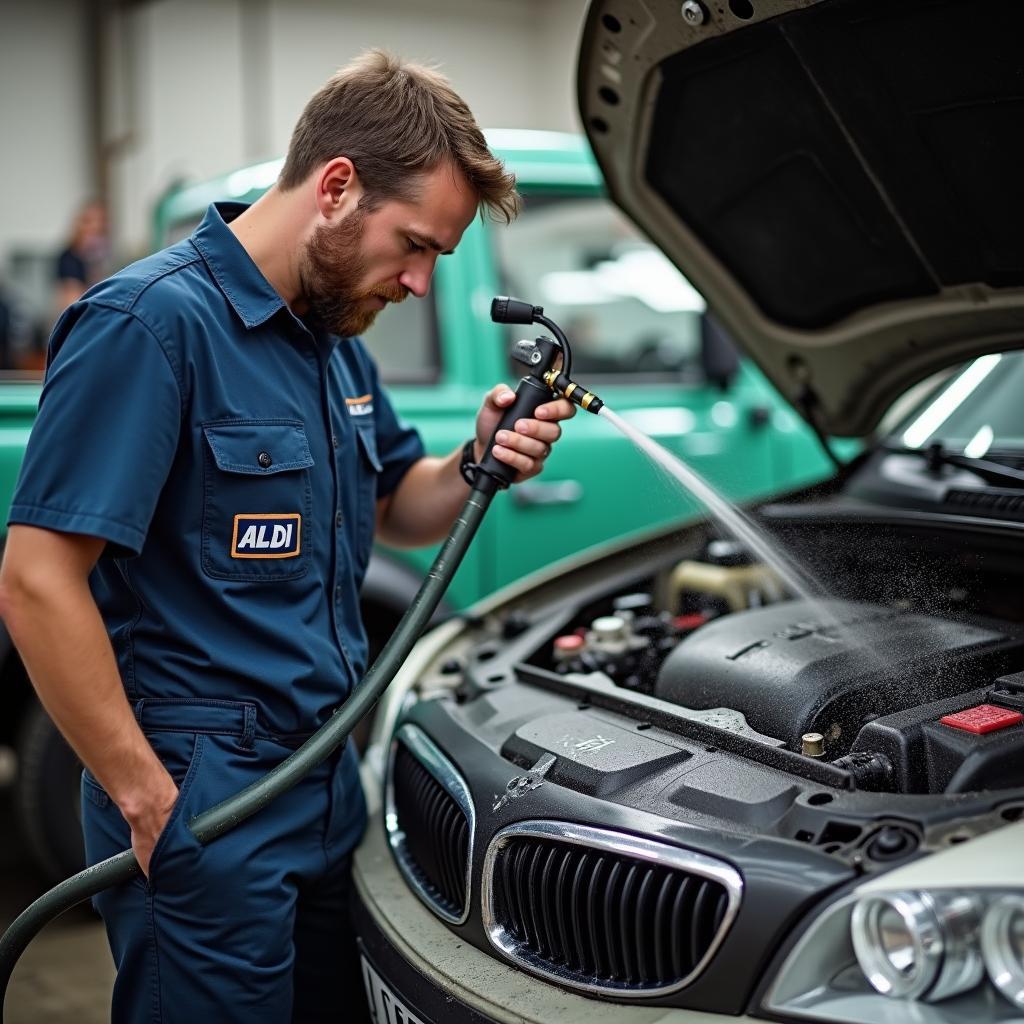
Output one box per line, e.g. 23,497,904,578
655,600,1024,752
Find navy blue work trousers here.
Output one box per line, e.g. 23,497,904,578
81,698,370,1023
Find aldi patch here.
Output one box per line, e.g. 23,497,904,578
346,394,374,417
232,514,301,559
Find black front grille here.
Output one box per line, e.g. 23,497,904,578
392,742,470,919
492,835,730,990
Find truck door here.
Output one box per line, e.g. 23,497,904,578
483,193,779,591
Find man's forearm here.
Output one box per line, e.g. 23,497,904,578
375,443,478,548
0,528,176,832
3,577,174,817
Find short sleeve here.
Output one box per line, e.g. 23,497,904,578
8,302,182,557
354,342,425,498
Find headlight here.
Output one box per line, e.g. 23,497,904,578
765,887,1024,1024
850,890,984,1001
980,895,1024,1009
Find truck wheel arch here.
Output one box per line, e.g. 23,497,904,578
14,699,86,883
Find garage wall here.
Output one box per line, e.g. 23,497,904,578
0,0,590,325
0,0,93,259
110,0,590,252
109,0,251,252
532,0,592,132
265,0,577,149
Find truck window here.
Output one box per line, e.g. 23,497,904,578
493,195,706,380
365,291,440,385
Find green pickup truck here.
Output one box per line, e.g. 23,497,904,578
1,130,834,882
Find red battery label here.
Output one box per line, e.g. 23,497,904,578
939,704,1024,734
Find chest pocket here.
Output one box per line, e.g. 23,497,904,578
201,420,314,581
350,419,383,576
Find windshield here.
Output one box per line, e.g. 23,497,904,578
893,350,1024,458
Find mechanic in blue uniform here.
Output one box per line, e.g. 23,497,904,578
0,50,573,1023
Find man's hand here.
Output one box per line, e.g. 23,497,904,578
376,385,575,547
0,525,188,880
474,384,576,483
124,773,180,878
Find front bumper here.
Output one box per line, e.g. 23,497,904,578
352,813,751,1024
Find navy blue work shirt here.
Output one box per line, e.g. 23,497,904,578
10,203,425,736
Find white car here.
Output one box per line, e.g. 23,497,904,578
351,1,1024,1021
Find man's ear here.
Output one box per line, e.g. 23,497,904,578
314,157,363,222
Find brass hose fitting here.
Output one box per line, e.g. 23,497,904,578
543,370,605,415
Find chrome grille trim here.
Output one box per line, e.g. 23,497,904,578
385,723,475,925
481,820,743,998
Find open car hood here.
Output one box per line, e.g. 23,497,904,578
577,0,1024,436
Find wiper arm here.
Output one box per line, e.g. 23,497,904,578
888,441,1024,489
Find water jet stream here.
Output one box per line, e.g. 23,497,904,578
598,406,826,604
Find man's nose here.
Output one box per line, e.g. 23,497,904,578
399,257,437,299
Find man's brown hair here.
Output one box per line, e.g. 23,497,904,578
280,49,519,223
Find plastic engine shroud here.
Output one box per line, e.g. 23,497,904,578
654,599,1024,752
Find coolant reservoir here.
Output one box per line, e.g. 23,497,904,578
667,559,783,613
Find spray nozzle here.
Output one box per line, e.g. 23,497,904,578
491,296,541,325
471,296,605,494
491,295,573,380
491,295,606,416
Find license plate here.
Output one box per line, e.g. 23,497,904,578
361,954,432,1024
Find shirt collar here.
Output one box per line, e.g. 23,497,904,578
190,202,287,330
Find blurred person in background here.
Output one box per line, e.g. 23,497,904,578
54,200,110,313
14,201,115,374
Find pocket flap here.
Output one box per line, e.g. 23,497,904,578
355,423,383,473
203,421,314,475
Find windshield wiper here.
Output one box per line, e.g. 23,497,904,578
887,441,1024,489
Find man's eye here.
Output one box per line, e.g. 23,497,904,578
406,238,425,253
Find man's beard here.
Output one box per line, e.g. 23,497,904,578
299,206,407,337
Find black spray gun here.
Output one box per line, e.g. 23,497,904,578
471,296,604,492
0,298,606,1015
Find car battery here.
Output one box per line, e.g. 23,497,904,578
923,703,1024,793
851,686,1024,794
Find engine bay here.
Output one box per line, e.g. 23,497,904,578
376,508,1024,1016
528,576,1024,797
409,514,1024,869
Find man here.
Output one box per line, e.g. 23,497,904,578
0,50,573,1022
54,201,110,313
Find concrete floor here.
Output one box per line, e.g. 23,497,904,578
0,753,114,1023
